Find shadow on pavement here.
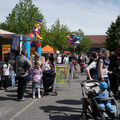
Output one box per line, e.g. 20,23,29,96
0,96,17,101
56,99,82,105
49,112,81,120
40,105,82,120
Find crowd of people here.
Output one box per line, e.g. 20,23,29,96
0,50,119,103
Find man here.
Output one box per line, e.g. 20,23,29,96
16,50,31,101
56,54,62,64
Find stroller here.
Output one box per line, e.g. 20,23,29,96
43,69,57,96
81,80,119,120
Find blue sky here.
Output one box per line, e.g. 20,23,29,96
0,0,120,35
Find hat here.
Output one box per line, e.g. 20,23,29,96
100,81,108,90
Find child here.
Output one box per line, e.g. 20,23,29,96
30,61,42,99
10,61,15,87
95,81,116,118
2,58,11,90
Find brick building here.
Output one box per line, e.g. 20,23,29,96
85,35,107,51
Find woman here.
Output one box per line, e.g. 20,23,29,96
99,50,112,92
86,51,99,80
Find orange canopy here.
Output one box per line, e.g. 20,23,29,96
41,45,54,53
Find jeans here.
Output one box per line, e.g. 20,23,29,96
98,101,115,113
104,77,110,93
17,76,28,99
10,70,15,87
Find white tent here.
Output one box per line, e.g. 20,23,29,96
0,29,15,34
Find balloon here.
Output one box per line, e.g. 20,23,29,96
66,34,82,48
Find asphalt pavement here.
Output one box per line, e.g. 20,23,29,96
0,69,120,120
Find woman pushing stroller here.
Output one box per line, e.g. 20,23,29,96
86,51,118,119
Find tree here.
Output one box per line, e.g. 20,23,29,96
0,0,46,35
42,19,70,51
72,28,84,36
75,37,92,53
105,16,120,52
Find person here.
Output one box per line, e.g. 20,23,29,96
69,54,74,76
43,55,54,95
30,61,42,99
10,61,15,87
95,81,116,118
15,50,31,101
79,53,85,73
108,52,118,96
63,55,69,64
43,55,53,71
99,50,112,92
56,54,62,64
49,54,54,67
86,51,99,80
2,58,11,90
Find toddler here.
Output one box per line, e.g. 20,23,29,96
30,61,42,98
95,81,116,118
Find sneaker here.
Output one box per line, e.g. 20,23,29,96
38,95,41,99
18,97,25,101
33,96,35,99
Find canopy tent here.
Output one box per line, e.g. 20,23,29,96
41,45,54,53
0,29,15,34
64,51,70,54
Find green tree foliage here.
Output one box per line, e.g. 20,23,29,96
75,37,92,53
0,0,45,35
105,16,120,52
42,19,70,51
72,28,84,36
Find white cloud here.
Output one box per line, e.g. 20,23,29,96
0,0,120,35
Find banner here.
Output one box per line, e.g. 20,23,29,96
55,64,69,84
2,44,11,60
12,36,21,50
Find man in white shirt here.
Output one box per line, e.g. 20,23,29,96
57,54,62,64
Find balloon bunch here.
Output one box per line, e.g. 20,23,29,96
66,33,82,48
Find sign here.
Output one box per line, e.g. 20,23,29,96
55,64,69,84
12,36,21,50
2,44,11,60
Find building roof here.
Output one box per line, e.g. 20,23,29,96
85,35,107,48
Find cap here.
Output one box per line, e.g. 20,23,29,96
100,81,108,90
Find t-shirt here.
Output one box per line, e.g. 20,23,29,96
86,61,97,71
86,61,99,80
3,63,11,76
99,57,110,77
57,56,62,64
63,57,69,64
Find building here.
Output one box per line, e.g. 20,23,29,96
85,35,107,51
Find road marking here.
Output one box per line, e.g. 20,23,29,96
10,99,38,120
